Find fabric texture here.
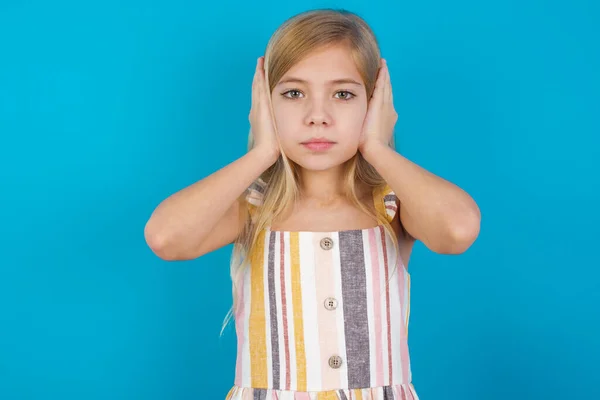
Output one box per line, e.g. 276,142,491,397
226,179,418,400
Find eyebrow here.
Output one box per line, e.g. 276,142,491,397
277,77,363,86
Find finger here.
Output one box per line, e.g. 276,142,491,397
258,57,269,98
371,60,386,103
258,57,268,105
253,57,262,88
381,59,390,102
386,65,394,107
259,57,271,100
387,64,394,105
252,57,261,107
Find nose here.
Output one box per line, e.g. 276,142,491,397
304,98,332,126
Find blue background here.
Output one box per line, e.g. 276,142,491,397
1,0,598,399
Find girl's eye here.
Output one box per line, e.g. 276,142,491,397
282,90,303,99
281,90,355,100
335,91,355,101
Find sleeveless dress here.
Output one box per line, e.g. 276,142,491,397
225,179,419,400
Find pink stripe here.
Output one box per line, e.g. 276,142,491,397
400,329,411,383
397,263,410,383
409,383,418,399
279,232,291,390
368,228,384,386
380,226,394,384
234,270,245,386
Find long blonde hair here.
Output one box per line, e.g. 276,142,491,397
220,8,399,336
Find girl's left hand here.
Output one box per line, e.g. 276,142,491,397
358,59,398,154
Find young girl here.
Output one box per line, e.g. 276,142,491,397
145,8,480,400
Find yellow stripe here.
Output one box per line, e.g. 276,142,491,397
373,185,386,216
373,184,392,221
355,389,363,400
249,230,267,388
317,391,339,400
290,232,307,391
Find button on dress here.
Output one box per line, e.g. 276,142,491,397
225,179,419,400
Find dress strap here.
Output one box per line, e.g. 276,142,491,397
245,177,267,218
373,183,399,223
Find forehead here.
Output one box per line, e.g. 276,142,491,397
280,45,362,84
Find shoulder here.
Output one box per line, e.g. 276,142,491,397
245,177,268,220
245,177,267,207
373,183,415,241
373,183,399,223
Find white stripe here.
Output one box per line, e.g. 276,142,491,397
378,227,390,385
363,228,377,387
284,231,297,390
405,268,413,383
263,232,273,388
299,232,321,391
273,232,286,388
404,267,410,331
388,239,403,384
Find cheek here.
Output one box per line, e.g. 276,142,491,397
339,104,367,141
272,104,296,142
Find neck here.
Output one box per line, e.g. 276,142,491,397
298,165,345,204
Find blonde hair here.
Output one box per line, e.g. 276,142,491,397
220,8,400,336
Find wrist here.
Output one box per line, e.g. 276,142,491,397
252,145,280,166
360,139,389,160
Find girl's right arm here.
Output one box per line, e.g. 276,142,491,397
144,146,277,261
145,56,279,261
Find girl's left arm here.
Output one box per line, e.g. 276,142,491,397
362,141,481,254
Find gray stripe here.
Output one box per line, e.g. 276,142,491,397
253,388,267,400
250,180,266,193
339,390,349,400
383,193,396,203
339,230,371,388
383,386,394,399
268,231,280,389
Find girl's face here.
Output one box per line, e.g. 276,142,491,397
271,44,368,171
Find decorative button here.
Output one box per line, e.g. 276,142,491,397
324,297,338,310
320,237,334,250
328,355,343,369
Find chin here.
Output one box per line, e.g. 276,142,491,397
286,151,357,171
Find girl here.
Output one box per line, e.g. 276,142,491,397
145,8,481,400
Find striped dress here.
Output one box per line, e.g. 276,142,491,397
225,179,419,400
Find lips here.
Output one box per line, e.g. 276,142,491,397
301,139,335,151
301,138,335,144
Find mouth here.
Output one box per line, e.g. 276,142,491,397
301,139,336,151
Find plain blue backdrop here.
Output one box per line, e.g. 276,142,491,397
1,0,598,399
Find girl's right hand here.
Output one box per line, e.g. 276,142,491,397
249,56,280,164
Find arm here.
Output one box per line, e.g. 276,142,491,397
362,142,481,254
144,146,278,261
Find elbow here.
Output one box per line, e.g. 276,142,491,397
449,210,481,254
144,220,180,261
433,211,481,255
447,221,480,254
